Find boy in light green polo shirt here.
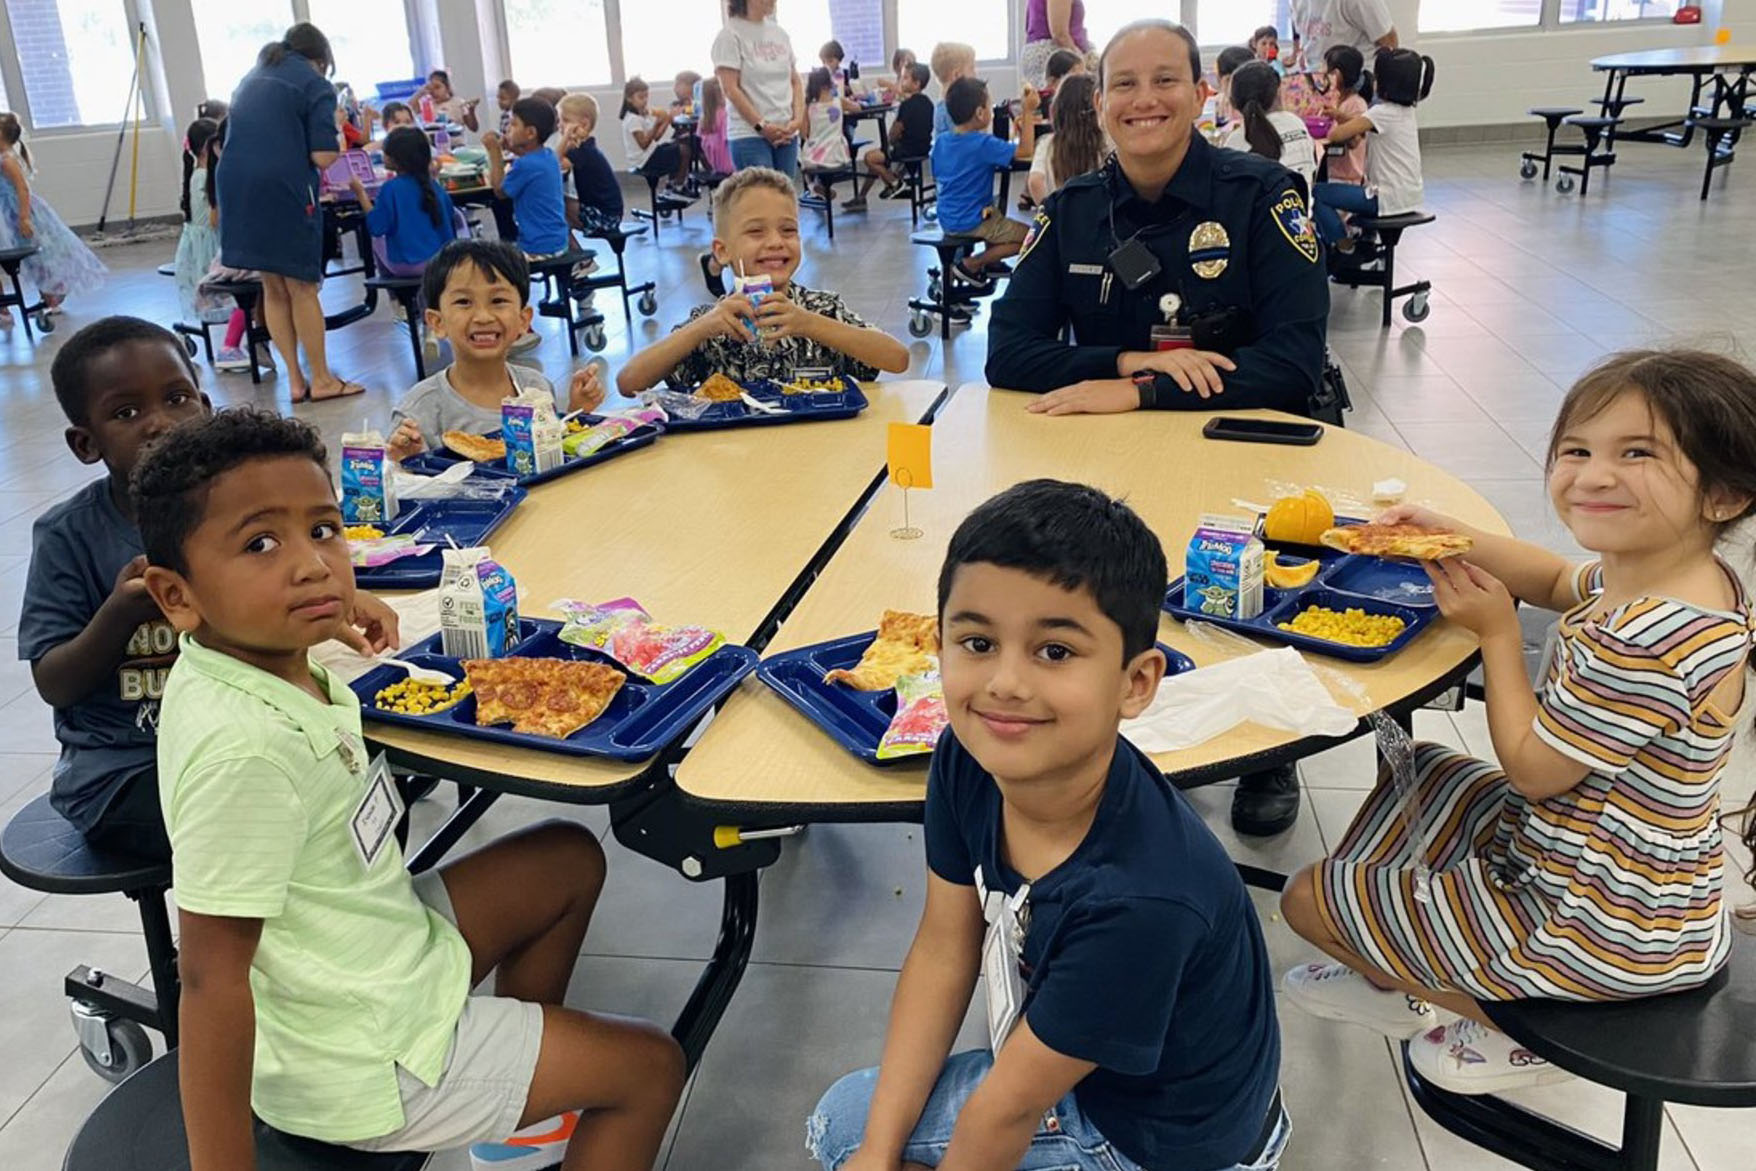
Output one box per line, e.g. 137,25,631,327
138,409,684,1171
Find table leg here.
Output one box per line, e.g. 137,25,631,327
670,870,759,1072
1618,1096,1664,1171
405,785,501,875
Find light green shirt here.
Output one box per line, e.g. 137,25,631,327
159,634,472,1142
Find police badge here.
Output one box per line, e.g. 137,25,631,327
1188,221,1230,279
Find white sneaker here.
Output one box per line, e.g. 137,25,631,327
1283,962,1437,1039
468,1110,577,1170
509,330,542,355
1408,1018,1574,1095
422,331,441,364
213,345,250,372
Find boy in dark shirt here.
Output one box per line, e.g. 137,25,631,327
846,63,934,210
808,480,1288,1171
559,92,625,236
20,317,398,859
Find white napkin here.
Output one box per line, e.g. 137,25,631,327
1123,647,1359,753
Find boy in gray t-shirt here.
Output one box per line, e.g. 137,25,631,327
387,240,605,460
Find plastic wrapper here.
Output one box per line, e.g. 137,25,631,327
555,597,724,685
564,408,666,458
348,534,437,568
642,389,712,421
391,461,522,502
877,672,948,761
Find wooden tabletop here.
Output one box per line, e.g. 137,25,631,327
674,385,1512,819
1592,45,1756,72
364,379,947,796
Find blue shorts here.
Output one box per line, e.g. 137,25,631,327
807,1050,1290,1171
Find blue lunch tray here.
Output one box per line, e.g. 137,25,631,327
660,377,869,433
352,486,527,590
758,632,1198,765
352,618,758,760
401,414,662,487
1164,545,1438,663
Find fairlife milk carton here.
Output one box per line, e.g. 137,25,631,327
439,547,521,660
340,428,399,526
1184,514,1264,620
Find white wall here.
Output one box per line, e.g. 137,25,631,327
15,0,1755,224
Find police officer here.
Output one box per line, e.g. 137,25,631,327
987,19,1331,428
986,19,1328,836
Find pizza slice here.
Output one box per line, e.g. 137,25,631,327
696,373,745,403
1320,523,1474,560
462,657,626,739
824,610,941,691
443,430,508,463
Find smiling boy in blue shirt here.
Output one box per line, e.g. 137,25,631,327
809,480,1288,1171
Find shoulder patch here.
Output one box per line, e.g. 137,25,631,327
1271,189,1320,264
1019,210,1051,264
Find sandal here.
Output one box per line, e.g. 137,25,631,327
306,380,366,402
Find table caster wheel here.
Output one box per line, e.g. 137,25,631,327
182,334,199,357
908,310,934,338
636,291,657,317
35,310,54,333
1403,293,1431,324
1519,159,1539,181
582,323,607,352
1556,174,1576,194
73,1009,151,1085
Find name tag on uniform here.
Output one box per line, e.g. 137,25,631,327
350,754,404,871
975,865,1031,1053
1066,263,1106,277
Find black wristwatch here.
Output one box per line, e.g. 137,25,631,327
754,120,767,135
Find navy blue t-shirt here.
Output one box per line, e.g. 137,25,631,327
19,479,175,832
566,137,625,222
925,731,1280,1171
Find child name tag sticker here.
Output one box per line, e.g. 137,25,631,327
350,754,404,872
974,865,1031,1052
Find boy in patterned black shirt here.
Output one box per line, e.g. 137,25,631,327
615,168,908,395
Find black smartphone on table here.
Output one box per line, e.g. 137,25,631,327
1201,417,1324,446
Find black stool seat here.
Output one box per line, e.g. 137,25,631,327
1529,106,1584,119
0,244,40,263
64,1050,429,1171
1352,211,1436,232
1485,947,1756,1107
1565,115,1622,130
909,227,979,247
363,276,429,379
1687,115,1754,131
1409,940,1756,1171
0,792,169,896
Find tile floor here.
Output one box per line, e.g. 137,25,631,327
0,142,1753,1170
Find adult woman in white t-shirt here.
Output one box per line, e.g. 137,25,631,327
712,0,806,177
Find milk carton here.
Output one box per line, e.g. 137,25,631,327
1184,514,1264,619
502,390,563,476
438,547,521,660
339,429,399,526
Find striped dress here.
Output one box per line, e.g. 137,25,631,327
1315,562,1753,1002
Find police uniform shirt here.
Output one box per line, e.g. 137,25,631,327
985,133,1329,415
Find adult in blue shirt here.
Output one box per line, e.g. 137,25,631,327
986,20,1334,838
218,23,363,401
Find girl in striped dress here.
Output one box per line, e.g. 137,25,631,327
1279,349,1756,1095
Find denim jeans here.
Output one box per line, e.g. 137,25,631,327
730,134,799,179
807,1050,1290,1171
1312,181,1378,245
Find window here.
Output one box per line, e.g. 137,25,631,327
5,0,142,128
1192,1,1285,48
307,0,415,87
785,0,836,71
1559,0,1679,21
622,0,720,85
192,0,293,103
1421,0,1542,32
503,0,611,87
898,0,1008,62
